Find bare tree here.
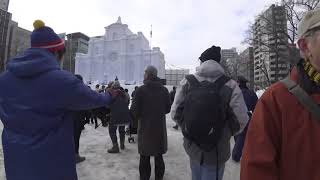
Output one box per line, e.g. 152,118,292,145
224,57,243,80
220,58,232,77
282,0,320,65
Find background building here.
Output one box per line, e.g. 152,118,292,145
238,47,255,90
0,0,9,11
63,32,89,73
221,48,239,77
6,21,30,60
221,48,238,62
76,17,165,85
0,8,11,71
253,4,290,88
165,69,189,86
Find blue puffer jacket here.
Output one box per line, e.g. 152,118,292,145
0,48,112,180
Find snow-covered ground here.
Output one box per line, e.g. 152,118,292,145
0,116,240,180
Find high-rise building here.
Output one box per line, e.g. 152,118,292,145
221,48,239,76
0,8,11,71
238,47,255,90
221,48,238,62
63,32,90,74
6,21,31,60
0,0,9,11
165,69,190,86
253,4,290,88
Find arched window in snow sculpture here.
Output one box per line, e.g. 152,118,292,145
109,52,118,62
113,32,117,40
126,60,135,81
129,44,135,52
95,46,99,55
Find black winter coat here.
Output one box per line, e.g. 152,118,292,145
170,89,176,105
109,90,131,126
130,77,171,156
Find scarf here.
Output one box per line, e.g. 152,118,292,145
303,59,320,85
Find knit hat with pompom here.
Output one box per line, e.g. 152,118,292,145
31,20,65,52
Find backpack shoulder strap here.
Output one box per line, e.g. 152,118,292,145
185,75,200,87
281,77,320,121
214,75,231,90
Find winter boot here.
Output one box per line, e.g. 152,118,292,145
75,154,86,164
120,136,125,150
120,143,125,150
108,144,120,153
95,123,99,129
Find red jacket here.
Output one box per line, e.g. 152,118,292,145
241,68,320,180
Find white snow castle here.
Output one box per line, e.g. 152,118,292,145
75,17,165,85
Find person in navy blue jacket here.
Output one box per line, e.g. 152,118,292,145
232,76,258,162
0,20,118,180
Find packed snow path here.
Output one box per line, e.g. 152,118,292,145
0,116,240,180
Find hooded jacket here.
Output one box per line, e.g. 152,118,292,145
0,48,112,180
241,62,320,180
171,60,249,165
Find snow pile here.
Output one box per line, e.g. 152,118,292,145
0,117,240,180
256,90,266,99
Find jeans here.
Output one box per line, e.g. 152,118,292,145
190,159,225,180
108,125,125,145
139,155,165,180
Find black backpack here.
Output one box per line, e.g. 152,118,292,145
182,75,231,152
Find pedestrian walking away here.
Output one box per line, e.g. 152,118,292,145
171,45,249,180
131,65,171,180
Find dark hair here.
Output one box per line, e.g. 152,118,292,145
125,89,128,92
95,84,100,88
173,86,176,90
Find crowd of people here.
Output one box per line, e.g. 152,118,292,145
0,8,320,180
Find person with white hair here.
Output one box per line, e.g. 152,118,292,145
130,66,171,180
241,9,320,180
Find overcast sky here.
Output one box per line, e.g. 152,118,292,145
9,0,278,71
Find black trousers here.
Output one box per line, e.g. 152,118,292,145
74,120,82,154
108,125,125,145
139,155,165,180
232,115,252,162
90,114,98,125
